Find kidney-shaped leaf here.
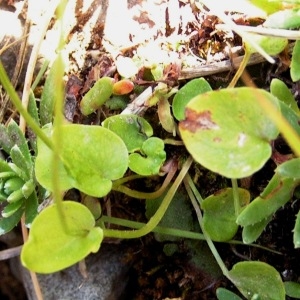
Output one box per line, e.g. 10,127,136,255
172,78,212,121
202,188,250,242
102,114,153,152
129,137,166,175
228,261,285,300
21,201,103,273
35,124,128,197
179,87,280,178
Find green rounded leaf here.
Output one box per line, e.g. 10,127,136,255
21,201,103,273
35,124,129,197
245,34,287,56
216,287,243,300
228,261,285,300
179,87,280,178
284,281,300,298
202,188,250,241
173,78,212,121
264,9,300,29
129,137,166,175
270,78,299,114
249,0,282,15
80,77,113,116
102,114,153,152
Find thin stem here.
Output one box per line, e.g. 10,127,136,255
51,0,69,232
100,215,282,254
183,175,230,277
112,160,178,199
231,178,241,217
103,156,193,239
19,0,60,132
163,138,184,146
0,62,54,150
228,50,251,88
184,173,204,205
100,215,205,240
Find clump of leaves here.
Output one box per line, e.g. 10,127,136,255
0,120,38,234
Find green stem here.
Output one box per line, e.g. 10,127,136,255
183,175,230,277
0,62,54,151
228,50,251,88
231,178,241,217
112,160,178,199
100,215,205,240
103,156,193,239
100,215,282,254
163,138,184,146
185,173,204,204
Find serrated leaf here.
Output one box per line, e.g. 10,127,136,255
0,124,13,154
22,180,35,199
7,120,31,163
24,191,38,226
0,206,24,235
179,88,280,178
10,145,32,180
0,159,13,173
237,175,299,226
1,200,23,217
242,216,272,244
228,261,285,300
21,201,103,273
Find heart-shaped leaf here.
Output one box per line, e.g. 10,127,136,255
129,137,166,175
179,87,280,178
102,114,153,152
228,261,285,300
21,201,103,273
202,188,250,241
173,78,212,121
35,124,128,197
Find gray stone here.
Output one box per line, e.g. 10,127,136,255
17,243,129,300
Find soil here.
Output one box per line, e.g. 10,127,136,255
0,0,299,299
